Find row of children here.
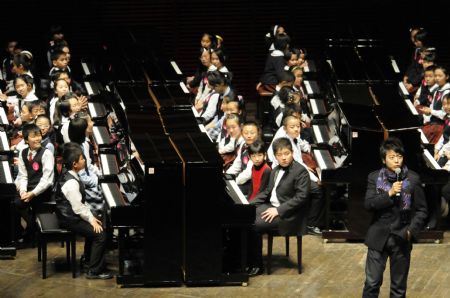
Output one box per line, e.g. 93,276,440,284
0,27,112,279
184,29,325,239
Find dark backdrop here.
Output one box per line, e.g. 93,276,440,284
2,0,447,105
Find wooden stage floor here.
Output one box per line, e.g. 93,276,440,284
1,232,449,298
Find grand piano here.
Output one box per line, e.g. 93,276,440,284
313,38,447,242
82,35,255,286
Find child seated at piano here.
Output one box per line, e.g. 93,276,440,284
10,101,36,151
269,71,295,114
218,113,244,171
49,78,70,123
54,93,81,143
200,70,233,125
249,137,310,274
283,49,298,70
52,70,86,96
207,92,243,142
68,114,104,219
55,142,112,279
290,65,306,99
420,65,450,144
210,47,229,74
186,33,217,89
414,65,438,109
14,123,55,244
226,120,261,195
35,114,55,155
434,94,450,163
267,115,324,235
193,48,215,110
49,48,70,78
247,140,271,202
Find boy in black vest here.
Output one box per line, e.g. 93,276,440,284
55,143,112,279
14,123,54,244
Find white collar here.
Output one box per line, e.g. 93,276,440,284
271,50,284,57
438,83,450,91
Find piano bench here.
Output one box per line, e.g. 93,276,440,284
36,212,77,279
266,230,302,275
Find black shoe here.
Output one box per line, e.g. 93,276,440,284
307,226,322,236
85,271,113,280
247,267,263,277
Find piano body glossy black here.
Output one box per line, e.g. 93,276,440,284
317,39,447,241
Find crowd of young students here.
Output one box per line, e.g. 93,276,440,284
0,26,112,279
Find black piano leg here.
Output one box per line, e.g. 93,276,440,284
240,229,247,273
118,228,125,276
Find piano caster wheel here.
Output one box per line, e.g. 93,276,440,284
116,284,123,289
435,239,441,244
241,282,248,287
323,239,329,244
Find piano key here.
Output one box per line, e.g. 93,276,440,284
191,106,200,117
224,178,249,205
304,80,313,95
101,183,117,208
0,107,8,125
84,81,94,96
310,98,319,115
399,82,409,97
0,131,9,151
418,129,429,144
100,153,119,175
312,125,324,143
0,160,13,184
423,149,441,170
81,62,91,76
88,102,97,118
391,59,400,73
170,61,183,75
179,82,190,94
313,149,336,170
93,126,110,146
405,99,418,115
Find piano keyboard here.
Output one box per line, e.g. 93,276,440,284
100,153,119,175
170,61,183,75
88,102,107,119
304,80,320,96
179,82,189,94
418,129,429,144
399,82,409,97
423,149,441,170
312,124,330,144
405,99,418,115
309,98,327,116
303,60,317,73
101,182,127,208
0,160,13,184
0,131,10,152
391,59,400,73
84,81,103,96
224,178,249,205
93,126,111,147
313,149,336,170
0,107,8,125
81,61,92,76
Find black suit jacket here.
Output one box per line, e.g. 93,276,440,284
251,160,310,235
364,169,427,251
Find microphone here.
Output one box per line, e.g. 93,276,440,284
394,168,402,197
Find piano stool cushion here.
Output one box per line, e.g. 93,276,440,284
36,213,69,233
257,84,276,97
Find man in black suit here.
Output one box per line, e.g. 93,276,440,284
363,137,427,297
248,137,310,275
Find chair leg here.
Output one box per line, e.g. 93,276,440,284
66,240,70,265
285,236,290,257
71,237,76,278
297,236,302,274
42,239,47,279
37,233,42,262
267,233,273,275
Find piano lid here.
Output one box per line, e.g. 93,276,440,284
326,46,367,82
336,83,374,106
371,84,421,131
170,132,221,165
115,84,154,110
338,102,382,132
158,106,202,134
149,84,191,108
131,133,181,165
357,47,400,83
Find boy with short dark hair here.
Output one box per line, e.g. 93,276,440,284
14,123,54,243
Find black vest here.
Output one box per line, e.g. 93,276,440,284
55,171,86,225
22,147,46,191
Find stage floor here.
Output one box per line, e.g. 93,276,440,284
1,232,449,298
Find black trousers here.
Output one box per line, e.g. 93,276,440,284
307,181,325,228
14,190,50,239
363,235,412,298
62,219,107,274
248,203,282,268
